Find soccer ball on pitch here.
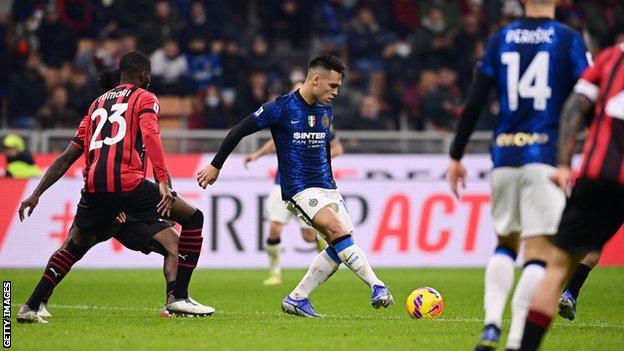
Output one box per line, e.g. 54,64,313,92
406,286,444,319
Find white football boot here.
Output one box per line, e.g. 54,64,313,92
17,305,48,324
166,296,215,317
37,303,53,318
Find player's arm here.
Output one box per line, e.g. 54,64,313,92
329,137,343,158
137,94,174,216
551,92,594,189
447,72,495,198
198,101,278,188
197,116,262,187
18,143,82,221
244,139,276,168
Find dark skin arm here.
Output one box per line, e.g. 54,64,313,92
551,93,594,189
18,144,82,221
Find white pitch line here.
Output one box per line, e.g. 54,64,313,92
11,304,624,328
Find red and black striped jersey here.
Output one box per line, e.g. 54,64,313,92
574,43,624,184
71,84,169,192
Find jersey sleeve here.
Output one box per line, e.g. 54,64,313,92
136,92,169,184
574,47,611,102
252,100,280,129
569,32,591,80
328,123,336,141
70,115,89,150
475,34,499,79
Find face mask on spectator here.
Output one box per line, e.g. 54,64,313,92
395,43,411,58
289,71,305,85
206,96,220,107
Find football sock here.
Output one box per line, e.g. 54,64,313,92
289,246,340,299
520,309,552,351
26,240,88,310
332,235,384,288
564,263,592,299
506,260,546,350
484,246,516,328
173,209,204,299
266,237,281,276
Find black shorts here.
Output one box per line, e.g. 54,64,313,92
74,180,163,240
109,219,173,254
553,177,624,254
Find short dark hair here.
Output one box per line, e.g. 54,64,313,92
119,51,151,76
308,54,346,77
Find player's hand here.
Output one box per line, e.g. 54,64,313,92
197,165,220,189
116,212,127,223
244,152,259,169
447,158,467,199
550,165,572,190
18,194,40,222
157,183,175,217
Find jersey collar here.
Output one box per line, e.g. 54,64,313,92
295,89,315,108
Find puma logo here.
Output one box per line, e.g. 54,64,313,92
49,267,61,278
178,254,188,261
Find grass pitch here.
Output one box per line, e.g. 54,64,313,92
2,268,623,350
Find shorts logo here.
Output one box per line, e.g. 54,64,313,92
321,115,330,128
309,199,318,207
307,115,316,127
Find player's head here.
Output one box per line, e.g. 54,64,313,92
306,54,345,105
97,69,121,92
521,0,557,9
119,51,151,89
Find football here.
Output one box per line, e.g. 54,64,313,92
406,287,445,319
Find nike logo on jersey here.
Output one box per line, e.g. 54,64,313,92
290,120,301,125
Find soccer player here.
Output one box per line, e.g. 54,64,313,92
520,41,624,350
446,1,590,349
36,213,181,319
244,133,343,285
557,250,600,320
197,54,393,317
17,52,213,323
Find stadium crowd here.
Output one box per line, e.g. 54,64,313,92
0,0,622,132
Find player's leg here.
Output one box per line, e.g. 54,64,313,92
558,250,601,320
300,227,327,252
18,225,96,323
476,167,520,351
521,178,624,350
264,221,285,285
308,190,392,308
151,228,179,303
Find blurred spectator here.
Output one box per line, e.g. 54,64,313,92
38,8,77,68
37,86,80,129
2,134,41,179
181,2,219,48
187,37,223,91
137,0,182,55
263,0,312,50
312,0,352,54
221,38,246,89
220,87,244,127
388,0,419,37
413,6,455,69
346,6,392,97
150,39,191,96
454,13,485,90
383,38,419,128
239,71,269,115
66,66,98,113
420,68,457,132
246,36,279,78
110,0,155,32
7,53,47,128
352,95,391,130
57,0,93,36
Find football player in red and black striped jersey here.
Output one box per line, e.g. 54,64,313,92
16,52,213,323
521,42,624,350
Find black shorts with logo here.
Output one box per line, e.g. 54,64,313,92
107,219,173,254
74,180,163,240
553,177,624,254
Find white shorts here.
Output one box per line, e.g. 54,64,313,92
267,185,312,229
286,187,354,234
491,163,565,237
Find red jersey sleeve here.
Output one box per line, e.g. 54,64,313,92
70,115,89,150
574,46,613,102
137,92,169,184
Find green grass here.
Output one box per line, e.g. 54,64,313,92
2,268,623,350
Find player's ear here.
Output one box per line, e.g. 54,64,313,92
312,74,320,86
